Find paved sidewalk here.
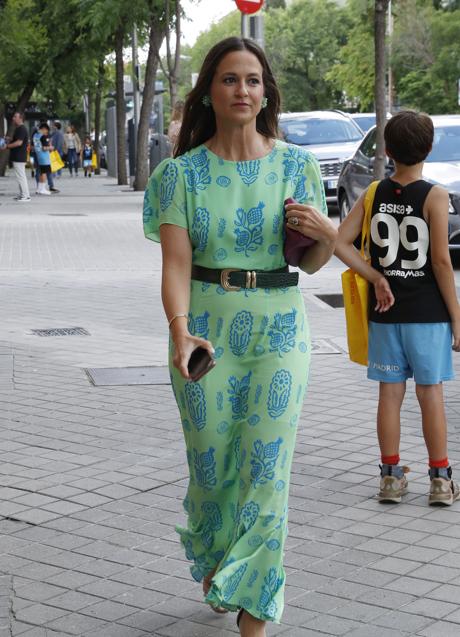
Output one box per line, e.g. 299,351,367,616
0,171,460,637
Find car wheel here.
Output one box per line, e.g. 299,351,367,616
339,192,351,222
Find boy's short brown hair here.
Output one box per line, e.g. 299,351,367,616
384,110,433,166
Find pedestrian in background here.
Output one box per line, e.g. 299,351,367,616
63,125,81,176
336,110,460,506
81,135,94,177
31,125,59,194
144,37,337,636
167,99,184,149
0,112,31,201
50,121,64,177
32,122,53,196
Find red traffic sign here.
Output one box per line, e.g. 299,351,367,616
235,0,264,15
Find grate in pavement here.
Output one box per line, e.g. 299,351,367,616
85,366,170,386
315,293,344,308
31,327,90,337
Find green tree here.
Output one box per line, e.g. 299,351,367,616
265,0,349,111
190,11,240,73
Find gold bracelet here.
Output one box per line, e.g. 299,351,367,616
168,313,188,328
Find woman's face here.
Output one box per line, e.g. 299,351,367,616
66,127,72,134
209,50,265,127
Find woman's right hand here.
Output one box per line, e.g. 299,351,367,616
172,332,215,380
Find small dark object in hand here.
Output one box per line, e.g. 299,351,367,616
283,197,316,267
188,347,216,382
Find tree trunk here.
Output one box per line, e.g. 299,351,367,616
94,60,105,175
166,0,181,108
374,0,389,179
133,18,166,191
0,82,35,177
115,26,128,185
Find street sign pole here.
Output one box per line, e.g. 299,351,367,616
235,0,264,44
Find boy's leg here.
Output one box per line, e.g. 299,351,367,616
377,381,405,458
377,382,409,503
415,384,447,462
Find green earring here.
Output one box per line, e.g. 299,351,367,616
261,96,268,108
202,95,212,107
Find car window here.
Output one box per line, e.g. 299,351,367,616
280,118,362,145
427,125,460,163
352,115,375,132
359,129,377,158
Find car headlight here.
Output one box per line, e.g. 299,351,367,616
449,193,460,215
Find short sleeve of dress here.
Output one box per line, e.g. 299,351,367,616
302,150,328,217
143,157,187,243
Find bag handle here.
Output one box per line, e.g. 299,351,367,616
360,180,380,257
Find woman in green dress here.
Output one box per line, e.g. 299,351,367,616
143,37,337,637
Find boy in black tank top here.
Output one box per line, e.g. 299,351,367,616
336,110,460,506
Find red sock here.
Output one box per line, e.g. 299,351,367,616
381,454,400,465
429,457,449,469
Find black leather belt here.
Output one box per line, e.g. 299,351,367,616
191,265,298,291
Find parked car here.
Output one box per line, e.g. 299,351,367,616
337,115,460,250
279,111,363,204
349,112,392,133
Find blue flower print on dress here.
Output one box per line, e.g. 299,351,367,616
200,501,223,549
217,218,226,238
213,248,227,262
191,207,210,252
250,437,283,487
255,384,262,405
265,171,278,185
217,420,229,434
216,175,231,188
267,370,292,418
260,315,269,335
238,501,260,531
185,383,207,431
228,371,252,421
282,146,310,202
143,190,154,224
193,447,217,490
216,391,223,411
222,563,248,602
180,149,211,193
160,161,179,211
234,435,246,470
234,202,264,256
229,310,253,356
247,570,259,588
272,213,281,234
268,244,278,255
188,311,210,340
268,309,297,357
248,414,260,426
257,567,283,619
216,318,223,338
237,160,260,186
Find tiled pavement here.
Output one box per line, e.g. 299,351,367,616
0,172,460,636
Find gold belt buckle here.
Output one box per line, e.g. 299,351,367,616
221,269,241,291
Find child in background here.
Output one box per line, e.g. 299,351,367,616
81,136,93,177
335,110,460,506
32,122,53,196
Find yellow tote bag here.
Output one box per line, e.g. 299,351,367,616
91,152,98,169
341,180,379,366
50,150,64,173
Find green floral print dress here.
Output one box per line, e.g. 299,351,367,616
143,139,327,623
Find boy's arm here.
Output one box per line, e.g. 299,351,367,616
335,190,394,312
426,185,460,351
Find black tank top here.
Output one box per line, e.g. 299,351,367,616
368,178,450,323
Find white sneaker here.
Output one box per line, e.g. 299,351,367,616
429,477,460,506
17,196,31,202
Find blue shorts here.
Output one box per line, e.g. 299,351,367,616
367,322,454,385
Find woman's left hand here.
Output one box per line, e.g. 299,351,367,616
285,202,338,244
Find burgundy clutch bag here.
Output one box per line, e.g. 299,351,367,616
283,197,316,267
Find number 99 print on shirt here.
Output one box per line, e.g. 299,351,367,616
368,178,450,324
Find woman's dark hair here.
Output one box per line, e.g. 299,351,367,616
174,37,281,158
384,110,433,166
39,121,50,131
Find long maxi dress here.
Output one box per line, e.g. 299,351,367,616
143,139,327,623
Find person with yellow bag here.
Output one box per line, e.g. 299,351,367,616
336,110,460,507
